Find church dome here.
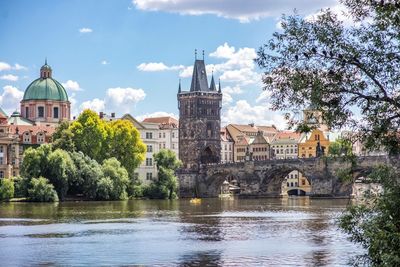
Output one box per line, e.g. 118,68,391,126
22,61,68,102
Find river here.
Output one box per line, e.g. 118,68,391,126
0,198,362,266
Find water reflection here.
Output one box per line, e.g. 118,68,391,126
0,198,361,266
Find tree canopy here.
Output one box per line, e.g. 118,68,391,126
52,109,146,177
256,0,400,154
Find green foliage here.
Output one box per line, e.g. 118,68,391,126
46,149,76,200
13,176,29,198
28,177,59,202
127,184,144,198
97,158,129,200
328,138,353,158
21,144,52,179
144,150,181,199
96,177,114,200
106,120,146,177
52,110,146,177
68,151,103,199
69,109,108,162
339,165,400,266
256,0,400,154
0,179,14,200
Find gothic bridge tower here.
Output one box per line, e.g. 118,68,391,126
178,53,222,170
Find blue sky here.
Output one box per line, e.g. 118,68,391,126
0,0,339,128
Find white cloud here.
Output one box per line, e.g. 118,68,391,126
0,85,24,114
79,98,105,113
13,63,27,70
136,111,178,121
0,62,11,71
133,0,338,23
106,87,146,113
222,100,286,129
179,66,193,78
0,74,18,81
62,80,82,91
209,42,235,58
79,28,93,33
101,60,109,65
137,62,184,72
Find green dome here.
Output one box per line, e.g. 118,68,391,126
23,77,68,101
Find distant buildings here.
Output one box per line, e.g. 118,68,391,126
0,61,66,178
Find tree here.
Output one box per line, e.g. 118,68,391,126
145,149,181,199
69,109,108,162
52,111,146,177
28,177,59,202
256,0,400,155
98,158,129,200
21,144,52,179
47,149,76,200
328,138,353,158
68,151,103,199
0,179,14,200
106,120,146,177
256,1,400,265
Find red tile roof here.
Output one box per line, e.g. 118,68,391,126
9,125,56,136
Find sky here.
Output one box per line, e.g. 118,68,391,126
0,0,341,129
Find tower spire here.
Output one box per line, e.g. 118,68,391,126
209,69,216,91
195,49,197,60
178,79,181,93
45,57,47,65
202,50,204,60
218,79,221,93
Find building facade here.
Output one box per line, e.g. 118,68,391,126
178,57,222,169
0,109,20,178
220,127,234,163
121,114,179,184
271,131,302,159
298,128,330,158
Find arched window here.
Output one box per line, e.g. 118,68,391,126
23,131,31,143
53,107,59,119
37,132,45,143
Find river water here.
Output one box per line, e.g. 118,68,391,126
0,198,362,266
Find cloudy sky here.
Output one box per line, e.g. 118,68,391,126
0,0,339,129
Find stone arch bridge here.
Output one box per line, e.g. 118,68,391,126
178,156,397,198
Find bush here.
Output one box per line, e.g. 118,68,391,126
96,177,114,200
28,177,59,202
0,178,14,200
13,176,30,198
127,184,144,198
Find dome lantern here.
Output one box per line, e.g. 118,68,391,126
40,58,52,79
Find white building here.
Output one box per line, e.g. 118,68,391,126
121,114,179,184
270,131,302,159
220,127,234,163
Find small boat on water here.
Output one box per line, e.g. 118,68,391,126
189,198,202,204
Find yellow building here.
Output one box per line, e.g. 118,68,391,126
298,128,330,158
281,170,311,196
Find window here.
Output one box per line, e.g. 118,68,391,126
146,132,153,139
163,143,166,149
287,182,289,187
147,145,153,152
163,132,166,138
25,107,29,117
172,132,175,138
159,133,162,138
0,145,3,164
159,143,162,149
146,172,153,180
302,180,306,185
172,143,175,149
53,107,59,119
0,171,3,178
37,132,45,143
23,132,31,143
295,182,298,187
38,106,44,118
146,158,153,166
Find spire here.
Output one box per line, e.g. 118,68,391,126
45,57,47,65
178,79,182,93
218,79,222,93
190,56,209,92
202,50,204,60
209,70,216,91
195,49,197,60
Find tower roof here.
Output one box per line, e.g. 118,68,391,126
190,60,209,92
209,74,216,91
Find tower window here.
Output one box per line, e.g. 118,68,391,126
38,107,44,118
25,107,29,117
53,107,59,119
